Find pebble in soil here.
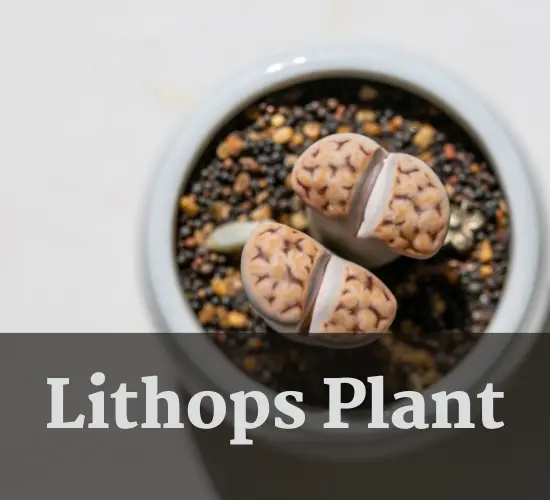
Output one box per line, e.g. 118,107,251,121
175,78,510,409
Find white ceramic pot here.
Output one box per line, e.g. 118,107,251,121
142,46,550,460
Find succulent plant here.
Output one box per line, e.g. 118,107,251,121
238,133,451,348
444,199,485,254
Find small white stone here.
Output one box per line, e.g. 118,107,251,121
204,220,271,253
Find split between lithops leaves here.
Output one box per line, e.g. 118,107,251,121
240,221,397,348
291,133,451,269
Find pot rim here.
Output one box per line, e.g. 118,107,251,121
142,44,549,444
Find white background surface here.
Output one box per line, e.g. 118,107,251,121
2,0,549,333
1,2,550,499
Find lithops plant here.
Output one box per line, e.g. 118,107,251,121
291,133,451,268
444,199,485,254
240,221,397,348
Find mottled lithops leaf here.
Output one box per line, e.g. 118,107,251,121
203,220,272,253
291,133,385,219
241,220,328,327
366,153,451,259
308,254,397,346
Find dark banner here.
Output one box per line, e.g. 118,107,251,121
1,333,548,499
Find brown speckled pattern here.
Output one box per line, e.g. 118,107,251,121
319,262,397,334
291,133,383,219
372,154,450,258
241,221,326,325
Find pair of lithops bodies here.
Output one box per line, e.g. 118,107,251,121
241,133,451,348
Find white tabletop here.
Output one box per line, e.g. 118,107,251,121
1,1,549,498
